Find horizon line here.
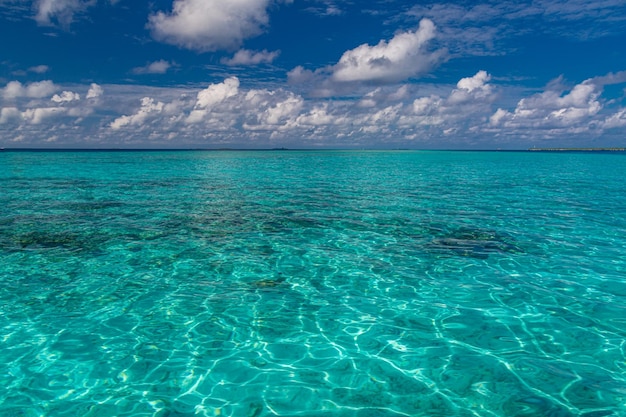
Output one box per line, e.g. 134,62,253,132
2,147,625,153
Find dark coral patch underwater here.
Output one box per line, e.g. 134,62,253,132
426,226,525,259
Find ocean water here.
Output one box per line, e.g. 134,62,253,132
1,150,625,417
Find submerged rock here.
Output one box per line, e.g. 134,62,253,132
249,273,287,289
427,226,524,259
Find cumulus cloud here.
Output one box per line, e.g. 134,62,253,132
331,19,445,83
359,104,403,132
448,70,494,103
31,81,57,97
246,71,497,141
3,82,25,99
411,71,495,115
490,78,602,128
148,0,272,52
5,71,624,148
195,77,240,108
0,107,22,124
287,66,318,84
0,81,105,130
221,49,280,66
110,97,165,130
186,77,240,123
287,19,446,96
51,90,80,103
98,74,499,145
2,80,57,99
132,60,174,75
373,70,499,134
86,83,103,99
22,107,67,124
255,93,304,126
358,85,408,108
293,104,342,127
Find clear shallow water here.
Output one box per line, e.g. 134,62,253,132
1,150,625,417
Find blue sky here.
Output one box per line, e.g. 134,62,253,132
1,0,626,149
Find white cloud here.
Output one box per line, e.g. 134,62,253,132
2,81,25,99
323,5,341,16
110,97,165,130
51,90,80,103
96,74,500,146
490,78,602,128
3,71,624,148
148,0,272,52
196,77,240,108
371,70,499,134
364,103,403,126
2,80,57,99
186,77,240,123
304,1,343,16
221,49,280,66
588,70,626,87
293,104,341,126
407,0,626,58
67,106,93,118
456,70,491,92
389,85,409,101
28,65,50,74
448,70,494,103
0,107,22,123
238,88,308,132
287,19,447,96
132,60,174,75
410,70,496,116
244,89,269,107
34,0,95,26
489,108,508,126
256,93,303,126
358,85,410,107
358,88,380,108
331,19,445,83
25,81,56,98
287,66,318,84
86,83,103,99
602,109,626,129
0,81,107,131
22,107,67,124
412,95,442,116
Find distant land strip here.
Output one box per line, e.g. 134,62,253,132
528,147,625,152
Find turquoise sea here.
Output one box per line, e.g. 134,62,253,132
1,150,625,417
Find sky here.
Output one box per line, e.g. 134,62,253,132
1,0,626,149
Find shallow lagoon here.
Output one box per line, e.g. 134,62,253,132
1,150,625,416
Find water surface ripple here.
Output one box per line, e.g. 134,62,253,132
1,150,625,416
